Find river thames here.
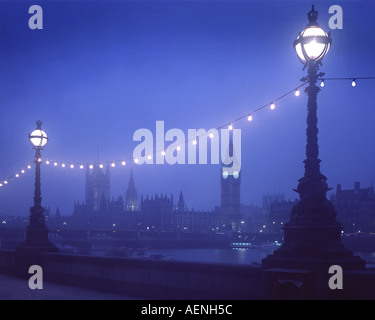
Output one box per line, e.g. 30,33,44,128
97,247,375,268
147,247,273,265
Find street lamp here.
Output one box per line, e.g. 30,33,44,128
17,121,58,260
262,6,364,298
28,121,49,227
29,121,48,212
289,5,335,225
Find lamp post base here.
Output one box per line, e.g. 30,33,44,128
262,224,365,299
263,224,365,268
15,222,59,278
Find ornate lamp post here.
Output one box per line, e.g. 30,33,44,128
292,6,332,218
262,6,364,298
16,121,58,274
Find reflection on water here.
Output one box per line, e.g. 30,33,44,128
144,249,375,266
147,247,276,265
84,247,375,267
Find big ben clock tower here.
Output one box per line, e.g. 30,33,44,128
220,130,241,232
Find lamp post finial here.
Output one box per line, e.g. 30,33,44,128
307,5,318,25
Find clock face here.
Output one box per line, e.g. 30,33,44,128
222,171,228,179
233,171,239,179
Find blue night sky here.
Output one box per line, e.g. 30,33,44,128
0,0,374,216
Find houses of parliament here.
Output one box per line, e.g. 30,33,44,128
51,137,375,235
70,162,242,233
67,131,246,233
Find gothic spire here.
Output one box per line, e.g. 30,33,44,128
125,167,138,211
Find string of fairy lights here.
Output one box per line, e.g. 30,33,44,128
319,76,375,88
0,76,374,189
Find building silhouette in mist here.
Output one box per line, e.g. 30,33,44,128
140,193,174,231
220,131,241,231
262,193,285,212
70,129,248,233
65,135,375,237
330,182,375,233
73,165,140,228
125,168,139,211
85,165,111,212
266,198,298,234
71,166,224,232
263,182,375,235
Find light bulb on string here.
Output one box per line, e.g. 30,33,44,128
99,163,104,169
2,79,370,188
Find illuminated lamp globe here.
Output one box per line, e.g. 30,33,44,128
29,121,48,148
293,6,331,64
